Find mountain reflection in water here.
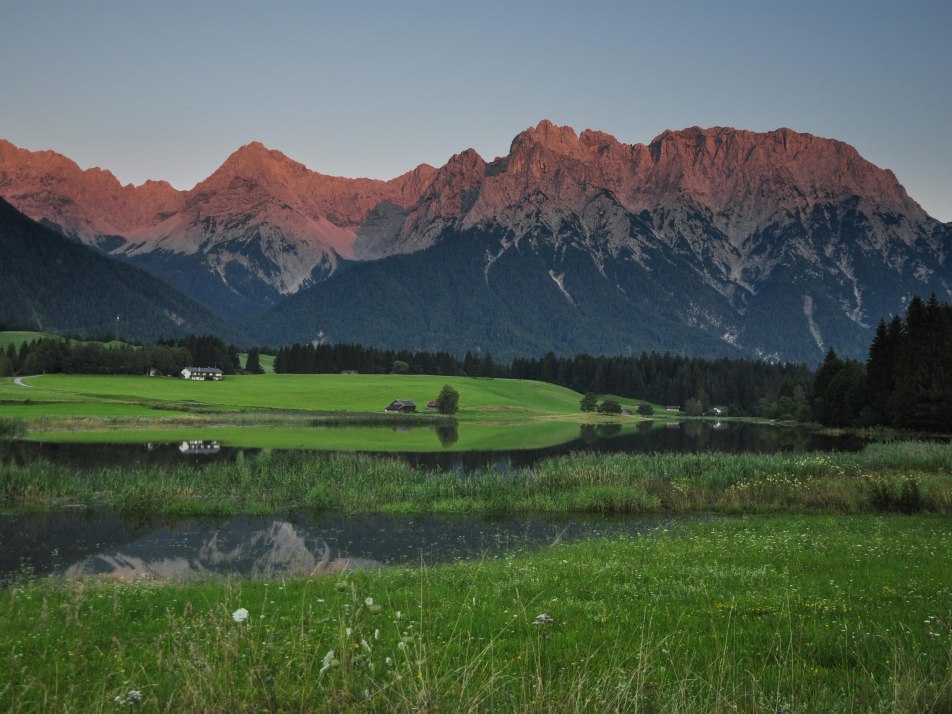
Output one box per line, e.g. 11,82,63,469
1,511,670,582
64,518,380,580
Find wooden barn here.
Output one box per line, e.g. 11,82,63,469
385,400,417,413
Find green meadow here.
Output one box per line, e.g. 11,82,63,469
0,372,649,451
3,370,951,712
0,373,587,419
2,515,950,712
0,331,131,351
0,331,54,349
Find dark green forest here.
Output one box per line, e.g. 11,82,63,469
272,342,813,417
0,198,242,343
811,294,952,432
0,334,244,378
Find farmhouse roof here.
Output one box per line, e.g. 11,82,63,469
184,367,223,375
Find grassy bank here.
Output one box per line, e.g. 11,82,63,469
2,515,950,712
2,441,950,516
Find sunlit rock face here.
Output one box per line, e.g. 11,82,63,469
2,123,949,359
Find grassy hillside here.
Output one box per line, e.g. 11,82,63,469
1,373,583,417
0,331,54,349
0,198,244,343
0,330,133,351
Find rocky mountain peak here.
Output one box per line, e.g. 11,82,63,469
510,119,593,163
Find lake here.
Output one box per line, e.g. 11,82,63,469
2,421,868,474
0,510,676,582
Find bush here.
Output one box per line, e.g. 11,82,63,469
435,384,459,415
0,418,26,439
597,399,622,414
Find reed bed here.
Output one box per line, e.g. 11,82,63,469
1,441,950,516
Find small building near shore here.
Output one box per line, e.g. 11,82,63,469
181,367,224,381
385,400,417,413
426,400,439,410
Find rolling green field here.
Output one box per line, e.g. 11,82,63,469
3,515,950,712
1,373,585,417
0,330,53,349
0,373,643,451
0,331,131,351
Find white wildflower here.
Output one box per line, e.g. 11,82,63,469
365,597,374,606
232,608,249,623
320,649,336,674
532,613,554,626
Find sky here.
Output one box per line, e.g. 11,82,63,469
2,0,950,220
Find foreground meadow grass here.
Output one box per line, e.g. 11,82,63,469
1,516,950,712
2,441,950,516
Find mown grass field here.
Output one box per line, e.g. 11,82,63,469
0,373,652,451
2,515,949,712
0,373,587,420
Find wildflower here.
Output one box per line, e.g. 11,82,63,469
319,649,337,674
365,597,374,606
232,608,249,623
127,691,143,702
532,614,555,626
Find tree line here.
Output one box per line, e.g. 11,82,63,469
811,294,952,432
273,342,813,417
0,334,264,377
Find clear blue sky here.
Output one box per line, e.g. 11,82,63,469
2,0,950,220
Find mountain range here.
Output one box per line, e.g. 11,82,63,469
2,122,949,362
0,197,243,343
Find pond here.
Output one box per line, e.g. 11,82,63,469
0,510,675,582
2,421,868,474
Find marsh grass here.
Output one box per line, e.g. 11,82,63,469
2,441,950,516
1,516,950,712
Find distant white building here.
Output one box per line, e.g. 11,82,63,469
181,367,224,381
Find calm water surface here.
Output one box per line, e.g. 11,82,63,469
1,421,869,474
0,510,676,582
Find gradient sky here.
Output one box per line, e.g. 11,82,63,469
2,0,950,220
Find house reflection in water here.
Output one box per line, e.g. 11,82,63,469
178,440,222,455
